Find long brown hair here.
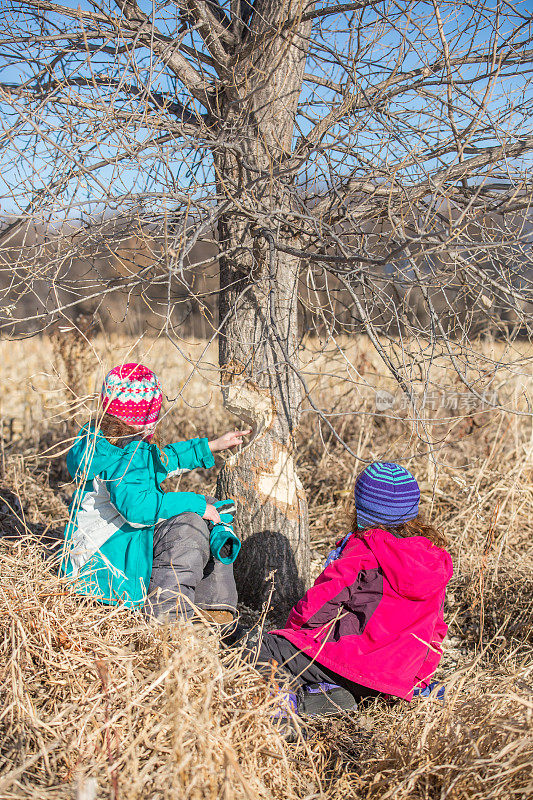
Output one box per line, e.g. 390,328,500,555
97,413,167,463
349,508,448,549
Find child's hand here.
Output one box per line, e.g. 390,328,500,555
203,504,221,525
209,429,252,453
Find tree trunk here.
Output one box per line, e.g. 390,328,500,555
216,209,309,614
214,2,314,614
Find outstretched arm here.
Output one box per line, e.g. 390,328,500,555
163,437,215,476
163,429,250,477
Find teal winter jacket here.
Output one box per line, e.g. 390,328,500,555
61,425,215,607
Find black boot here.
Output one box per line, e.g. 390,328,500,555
298,682,357,716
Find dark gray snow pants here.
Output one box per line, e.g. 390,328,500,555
143,507,238,622
254,633,380,700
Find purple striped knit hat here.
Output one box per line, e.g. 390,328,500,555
354,462,420,528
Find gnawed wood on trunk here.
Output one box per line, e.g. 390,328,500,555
217,375,309,612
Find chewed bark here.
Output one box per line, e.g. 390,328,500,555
222,379,275,451
217,376,309,612
256,445,304,516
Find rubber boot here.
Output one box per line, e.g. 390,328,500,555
298,682,358,715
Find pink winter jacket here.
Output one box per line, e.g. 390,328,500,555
270,528,453,700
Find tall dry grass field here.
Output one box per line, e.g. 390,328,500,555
0,333,531,799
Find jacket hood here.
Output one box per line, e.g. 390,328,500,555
67,424,151,481
362,528,453,600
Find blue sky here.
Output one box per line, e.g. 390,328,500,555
0,0,531,219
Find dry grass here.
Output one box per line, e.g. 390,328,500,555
1,538,318,800
0,332,532,799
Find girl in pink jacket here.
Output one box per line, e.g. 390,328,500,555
257,462,453,715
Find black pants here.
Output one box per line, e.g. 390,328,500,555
144,510,238,622
253,632,380,701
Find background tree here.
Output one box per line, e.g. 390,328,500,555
0,0,532,612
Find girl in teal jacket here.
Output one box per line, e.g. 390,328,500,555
61,363,248,618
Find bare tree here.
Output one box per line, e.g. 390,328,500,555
0,0,532,610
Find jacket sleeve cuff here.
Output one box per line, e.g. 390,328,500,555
194,437,215,469
158,492,207,521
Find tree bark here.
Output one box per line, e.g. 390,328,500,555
216,208,309,614
215,2,313,614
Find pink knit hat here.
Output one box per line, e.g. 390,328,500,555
101,363,162,427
